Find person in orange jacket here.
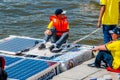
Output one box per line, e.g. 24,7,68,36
39,9,69,52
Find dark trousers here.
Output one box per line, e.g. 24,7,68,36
95,50,113,67
44,28,69,48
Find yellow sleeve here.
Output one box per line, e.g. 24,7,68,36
67,24,69,29
100,0,106,5
106,41,120,51
106,42,115,51
47,21,53,29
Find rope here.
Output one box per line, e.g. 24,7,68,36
61,28,101,53
72,28,100,44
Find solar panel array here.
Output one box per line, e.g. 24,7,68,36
3,55,58,80
0,37,43,54
4,56,22,66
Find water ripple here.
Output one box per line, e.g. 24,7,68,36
0,0,103,45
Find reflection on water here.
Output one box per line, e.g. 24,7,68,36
0,0,103,45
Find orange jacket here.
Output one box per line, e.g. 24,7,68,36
50,15,69,36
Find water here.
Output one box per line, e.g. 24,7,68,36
0,0,103,45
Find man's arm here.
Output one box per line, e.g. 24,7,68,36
44,21,53,35
92,44,107,51
47,21,53,29
97,5,106,28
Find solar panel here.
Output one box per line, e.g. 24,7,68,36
3,55,59,80
4,56,22,66
0,37,43,54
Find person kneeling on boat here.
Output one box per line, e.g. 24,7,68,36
39,9,69,52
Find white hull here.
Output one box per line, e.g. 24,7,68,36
0,35,94,79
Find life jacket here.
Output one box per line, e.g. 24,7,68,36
0,56,5,69
50,15,69,36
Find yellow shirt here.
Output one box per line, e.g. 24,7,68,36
100,0,120,25
47,21,69,29
106,40,120,69
47,21,53,29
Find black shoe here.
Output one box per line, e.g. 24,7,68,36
88,63,101,68
49,45,55,51
38,43,46,50
35,41,39,45
88,63,96,67
53,47,60,51
49,46,62,53
101,64,108,69
52,47,62,53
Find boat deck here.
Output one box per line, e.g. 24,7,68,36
0,35,108,80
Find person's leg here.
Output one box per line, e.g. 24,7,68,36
88,51,104,68
39,28,56,49
55,32,69,48
102,25,116,43
49,32,69,52
49,36,60,51
44,28,56,42
95,50,113,67
94,51,105,67
102,51,113,67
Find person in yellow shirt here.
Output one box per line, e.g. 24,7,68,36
109,27,120,41
91,40,120,69
88,28,120,69
97,0,120,43
39,9,69,52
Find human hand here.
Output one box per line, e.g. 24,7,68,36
97,22,101,28
92,47,98,52
97,19,102,28
44,30,52,35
